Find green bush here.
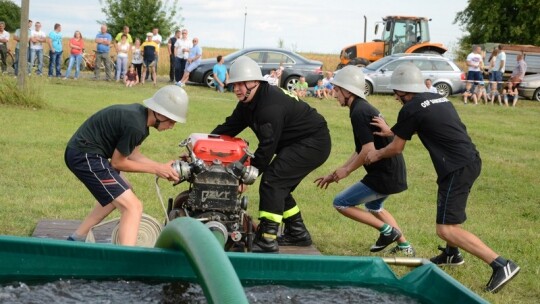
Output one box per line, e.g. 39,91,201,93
0,75,46,108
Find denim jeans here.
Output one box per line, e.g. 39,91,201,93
333,182,388,212
48,50,62,77
29,48,44,75
13,48,30,75
115,55,128,81
65,54,82,79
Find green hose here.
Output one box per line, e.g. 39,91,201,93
154,217,248,304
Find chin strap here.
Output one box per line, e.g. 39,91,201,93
152,111,163,129
241,82,259,102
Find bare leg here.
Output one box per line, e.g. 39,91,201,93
110,189,143,246
74,201,115,237
337,207,408,243
436,224,498,264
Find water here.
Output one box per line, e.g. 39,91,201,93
0,280,420,304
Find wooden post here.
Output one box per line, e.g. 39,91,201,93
17,0,30,89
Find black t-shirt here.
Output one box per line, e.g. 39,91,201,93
350,98,407,194
391,92,479,182
67,104,149,158
211,83,329,172
169,37,177,54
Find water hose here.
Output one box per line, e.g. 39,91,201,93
155,217,247,304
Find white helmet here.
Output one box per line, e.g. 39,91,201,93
389,62,426,93
331,65,365,98
228,56,266,83
143,85,189,123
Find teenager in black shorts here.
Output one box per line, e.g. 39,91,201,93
65,85,188,246
365,63,520,293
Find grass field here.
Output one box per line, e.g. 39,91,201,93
0,74,539,303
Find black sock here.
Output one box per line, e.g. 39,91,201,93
445,245,459,255
490,256,508,270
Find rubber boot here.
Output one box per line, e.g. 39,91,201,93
252,218,280,253
277,212,312,246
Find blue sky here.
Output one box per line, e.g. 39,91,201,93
11,0,468,55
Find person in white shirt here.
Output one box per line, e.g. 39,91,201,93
466,45,484,85
492,45,506,90
173,29,192,82
425,78,438,94
263,69,279,86
29,21,46,75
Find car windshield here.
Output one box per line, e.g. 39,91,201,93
365,56,395,71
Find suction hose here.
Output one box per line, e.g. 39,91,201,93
155,217,247,304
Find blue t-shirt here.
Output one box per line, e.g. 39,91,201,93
189,45,202,63
96,32,113,53
213,64,227,82
48,31,63,52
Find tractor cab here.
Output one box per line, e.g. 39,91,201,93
376,16,431,56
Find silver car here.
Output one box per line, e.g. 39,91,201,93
517,73,540,101
361,53,466,97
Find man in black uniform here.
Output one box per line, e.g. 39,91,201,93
365,63,520,293
65,86,188,246
211,56,331,253
314,66,413,256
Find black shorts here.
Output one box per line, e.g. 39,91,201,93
64,147,130,206
436,157,481,224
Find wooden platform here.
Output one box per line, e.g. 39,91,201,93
32,219,321,255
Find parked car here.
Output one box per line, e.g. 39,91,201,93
360,53,466,97
188,47,323,90
517,73,540,101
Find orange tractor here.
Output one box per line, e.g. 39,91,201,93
337,16,447,69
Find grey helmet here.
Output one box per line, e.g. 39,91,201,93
143,85,189,123
228,56,266,83
331,65,366,98
389,63,426,93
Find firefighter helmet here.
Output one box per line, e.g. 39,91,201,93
389,62,426,93
228,56,266,83
331,65,366,98
143,85,189,123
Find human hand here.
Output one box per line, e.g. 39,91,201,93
365,150,380,166
156,160,180,182
371,116,393,137
314,174,336,189
333,167,349,182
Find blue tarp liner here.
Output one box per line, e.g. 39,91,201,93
0,235,487,303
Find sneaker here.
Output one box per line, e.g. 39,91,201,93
485,260,520,293
370,227,401,252
388,245,416,257
430,245,465,266
175,81,182,86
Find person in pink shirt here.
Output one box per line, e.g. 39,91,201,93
64,30,84,79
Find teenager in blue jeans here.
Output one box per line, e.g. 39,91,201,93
315,66,414,256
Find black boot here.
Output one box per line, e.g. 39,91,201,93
252,218,280,253
277,213,312,246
